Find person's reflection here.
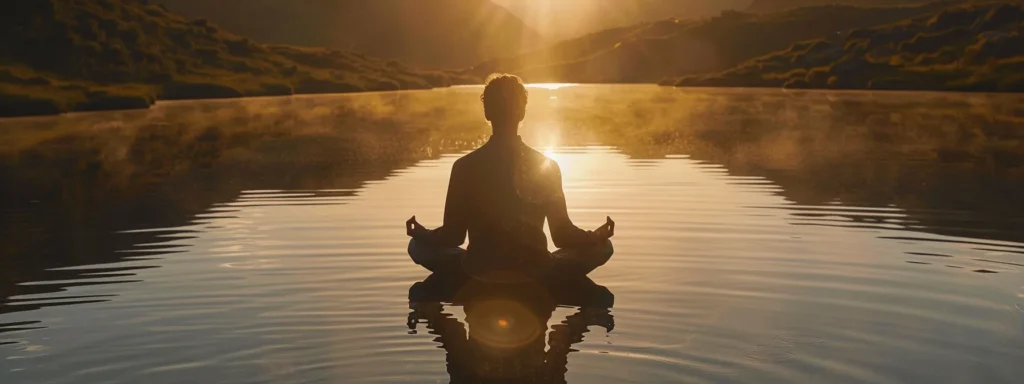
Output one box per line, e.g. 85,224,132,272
407,272,614,383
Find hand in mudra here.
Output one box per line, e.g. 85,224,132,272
406,216,429,238
594,216,615,240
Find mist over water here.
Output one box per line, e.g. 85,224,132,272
1,86,1022,383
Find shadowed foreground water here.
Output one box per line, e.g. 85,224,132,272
1,86,1023,383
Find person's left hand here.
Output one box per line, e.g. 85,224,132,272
406,216,428,238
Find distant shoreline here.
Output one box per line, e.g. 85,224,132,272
7,82,1024,120
661,83,1024,95
0,84,453,119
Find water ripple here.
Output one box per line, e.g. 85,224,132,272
3,138,1023,382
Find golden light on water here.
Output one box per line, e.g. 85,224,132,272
527,83,578,90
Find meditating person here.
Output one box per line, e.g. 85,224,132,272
405,73,615,279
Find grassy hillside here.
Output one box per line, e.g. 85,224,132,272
159,0,542,70
747,0,930,13
0,0,466,117
494,0,748,40
468,19,694,81
466,1,958,83
672,1,1024,92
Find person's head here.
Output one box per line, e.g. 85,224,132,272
481,73,528,132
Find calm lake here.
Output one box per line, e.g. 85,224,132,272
1,85,1023,383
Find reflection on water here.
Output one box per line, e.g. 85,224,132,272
407,273,614,382
0,86,1022,383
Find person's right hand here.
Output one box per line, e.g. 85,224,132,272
406,216,428,238
594,216,615,240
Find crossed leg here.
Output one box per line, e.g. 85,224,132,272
407,239,466,273
408,239,614,276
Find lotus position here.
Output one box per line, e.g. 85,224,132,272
406,74,615,279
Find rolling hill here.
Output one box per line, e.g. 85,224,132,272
494,0,748,40
747,0,930,13
0,0,465,117
671,1,1024,92
465,1,959,83
158,0,542,70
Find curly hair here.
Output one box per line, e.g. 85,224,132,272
481,73,528,122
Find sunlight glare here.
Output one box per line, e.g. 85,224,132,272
543,148,556,159
527,83,578,90
543,147,573,175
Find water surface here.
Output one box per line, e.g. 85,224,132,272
1,86,1023,383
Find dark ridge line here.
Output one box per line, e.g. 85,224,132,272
1,299,113,315
120,257,165,262
973,258,1024,267
791,212,913,220
211,203,353,208
905,252,954,258
4,299,112,307
789,222,888,231
119,243,193,250
975,247,1024,256
0,320,41,327
129,236,199,245
16,280,143,289
746,205,906,213
748,205,1024,219
4,295,116,303
189,216,242,221
118,229,204,235
879,237,1024,251
74,272,142,279
46,266,159,274
112,250,188,257
0,326,46,334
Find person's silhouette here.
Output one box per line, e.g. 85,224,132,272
406,74,615,279
407,272,615,383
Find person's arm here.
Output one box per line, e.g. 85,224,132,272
547,163,599,249
417,160,469,248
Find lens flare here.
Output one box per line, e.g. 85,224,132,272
465,299,543,351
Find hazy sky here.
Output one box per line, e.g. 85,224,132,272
493,0,753,39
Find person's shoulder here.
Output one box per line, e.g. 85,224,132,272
520,143,562,173
451,147,485,172
454,146,485,164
